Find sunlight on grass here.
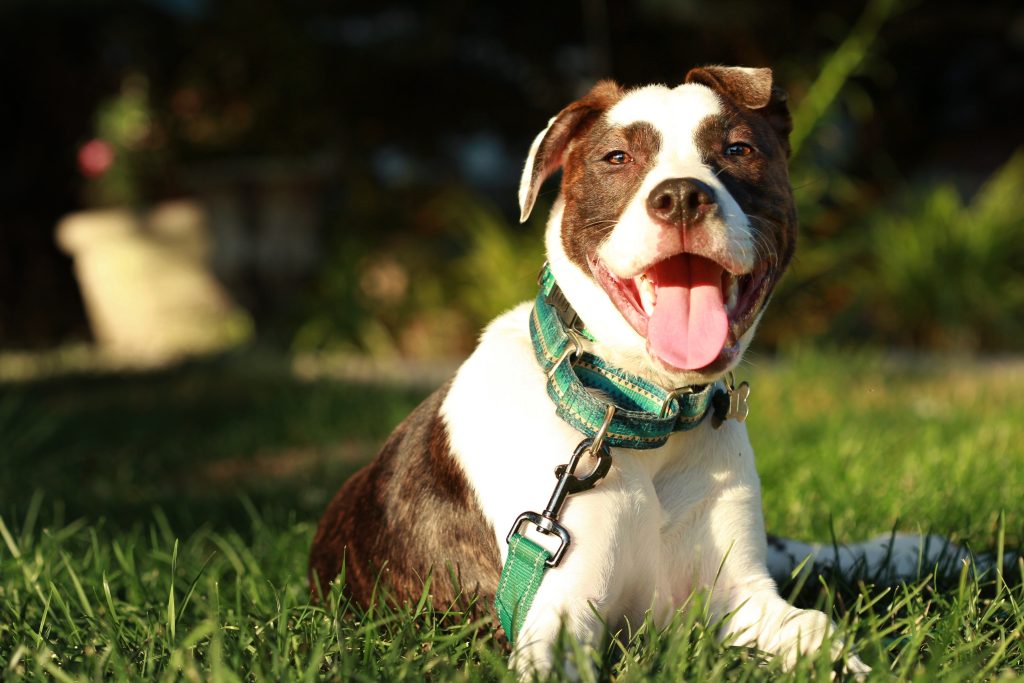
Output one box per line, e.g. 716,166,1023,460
1,350,1022,680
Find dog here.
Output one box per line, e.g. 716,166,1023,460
310,65,916,676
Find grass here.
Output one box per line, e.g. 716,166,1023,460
1,348,1022,680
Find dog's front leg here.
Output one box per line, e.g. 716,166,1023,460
716,580,863,672
656,422,868,674
504,480,643,679
509,589,606,679
700,488,869,674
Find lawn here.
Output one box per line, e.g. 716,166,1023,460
1,349,1022,681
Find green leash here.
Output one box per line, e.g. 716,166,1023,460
495,264,750,644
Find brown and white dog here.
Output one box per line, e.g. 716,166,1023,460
310,65,952,675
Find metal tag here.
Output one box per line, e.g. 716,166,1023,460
726,381,751,423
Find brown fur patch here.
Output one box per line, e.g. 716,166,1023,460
520,80,625,221
691,94,796,324
559,120,663,272
686,66,793,157
308,382,501,613
685,66,774,109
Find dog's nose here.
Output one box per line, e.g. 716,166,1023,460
646,178,716,227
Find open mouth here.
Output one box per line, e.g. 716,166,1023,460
588,253,769,372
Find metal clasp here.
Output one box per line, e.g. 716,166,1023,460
506,511,572,566
659,385,696,419
711,372,751,429
547,327,584,379
506,405,616,567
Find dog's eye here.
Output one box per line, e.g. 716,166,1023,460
725,143,754,157
603,150,633,165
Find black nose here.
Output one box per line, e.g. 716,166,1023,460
646,178,716,226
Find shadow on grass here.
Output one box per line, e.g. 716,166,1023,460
0,350,435,532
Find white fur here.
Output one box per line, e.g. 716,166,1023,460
600,84,755,279
442,303,866,676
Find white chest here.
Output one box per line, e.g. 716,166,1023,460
443,304,762,627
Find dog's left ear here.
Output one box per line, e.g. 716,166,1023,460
518,80,623,222
685,65,793,157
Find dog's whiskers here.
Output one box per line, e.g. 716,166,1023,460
744,214,781,269
581,218,619,232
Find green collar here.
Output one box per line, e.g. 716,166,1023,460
530,264,728,450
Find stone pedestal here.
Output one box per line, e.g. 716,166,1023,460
56,200,252,363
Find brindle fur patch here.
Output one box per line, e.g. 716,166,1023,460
561,120,663,271
308,382,501,613
520,80,625,222
692,99,796,305
686,66,792,157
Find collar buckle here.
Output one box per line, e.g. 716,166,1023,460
544,283,585,333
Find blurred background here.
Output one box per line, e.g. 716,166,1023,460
1,0,1022,366
1,0,1023,525
1,6,1023,675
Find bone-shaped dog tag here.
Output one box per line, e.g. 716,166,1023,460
727,381,750,423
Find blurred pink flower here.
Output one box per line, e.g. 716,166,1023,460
77,139,115,178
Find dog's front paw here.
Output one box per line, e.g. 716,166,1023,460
841,653,872,680
510,641,593,682
765,607,871,678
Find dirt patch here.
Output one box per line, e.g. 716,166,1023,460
198,440,378,487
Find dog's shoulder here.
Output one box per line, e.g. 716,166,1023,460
472,302,535,360
443,302,542,421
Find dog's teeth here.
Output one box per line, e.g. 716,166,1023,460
725,276,738,313
637,275,656,315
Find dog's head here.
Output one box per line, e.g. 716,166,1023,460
519,66,796,386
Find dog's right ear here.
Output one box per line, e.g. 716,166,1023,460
518,80,623,223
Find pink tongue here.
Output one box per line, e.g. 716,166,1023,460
646,255,728,370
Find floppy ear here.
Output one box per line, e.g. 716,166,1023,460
518,80,623,222
685,65,793,157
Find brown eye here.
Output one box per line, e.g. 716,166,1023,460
725,143,753,157
603,150,633,164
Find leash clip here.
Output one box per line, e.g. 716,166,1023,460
506,406,615,567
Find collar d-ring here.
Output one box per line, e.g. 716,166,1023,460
589,403,616,455
547,327,584,379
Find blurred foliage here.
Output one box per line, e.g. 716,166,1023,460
768,151,1024,351
759,0,1024,353
295,190,546,357
788,0,900,158
4,1,1021,353
298,0,1024,358
84,74,175,208
445,190,548,327
862,151,1024,349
